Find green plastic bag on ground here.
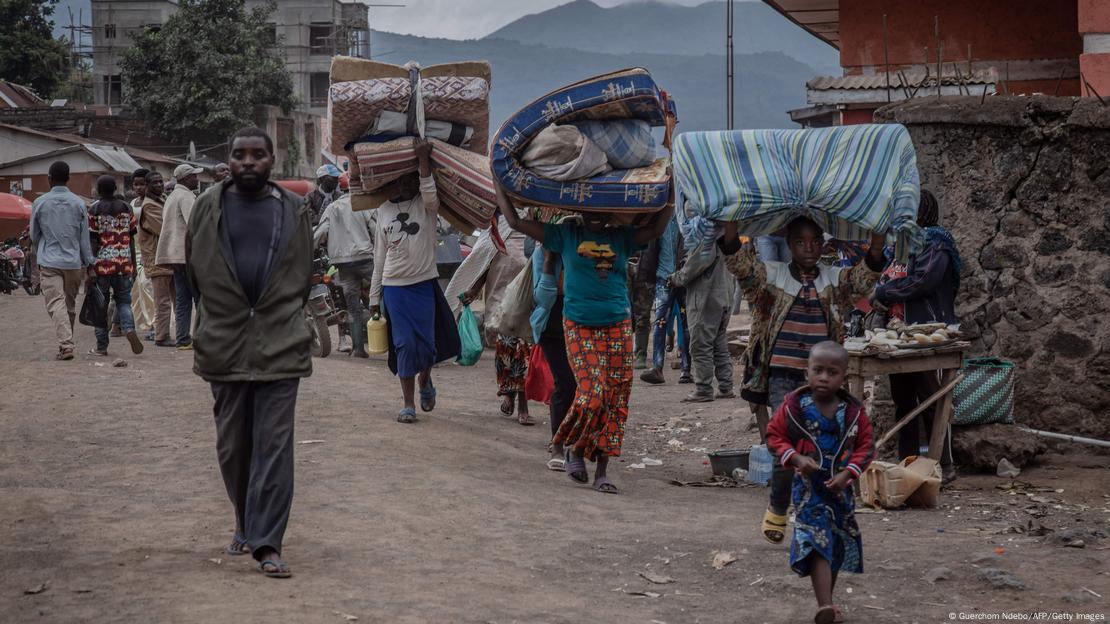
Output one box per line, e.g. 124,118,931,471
456,303,483,366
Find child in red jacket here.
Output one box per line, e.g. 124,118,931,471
766,341,875,624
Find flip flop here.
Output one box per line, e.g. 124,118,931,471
593,476,620,494
565,451,588,484
814,605,836,624
259,559,292,579
225,533,250,556
419,382,436,413
397,407,417,423
762,509,788,544
546,457,566,472
517,413,535,426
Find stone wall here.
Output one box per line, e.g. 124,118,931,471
874,96,1110,439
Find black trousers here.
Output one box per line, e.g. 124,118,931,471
890,371,954,469
210,378,299,561
538,331,575,438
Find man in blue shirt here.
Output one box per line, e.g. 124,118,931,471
30,161,95,360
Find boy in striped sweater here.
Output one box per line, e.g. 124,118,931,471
718,217,885,545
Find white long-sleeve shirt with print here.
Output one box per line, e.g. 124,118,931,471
369,175,440,305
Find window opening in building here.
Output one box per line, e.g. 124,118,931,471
310,73,329,108
309,24,334,55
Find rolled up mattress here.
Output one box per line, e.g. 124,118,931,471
490,68,675,214
673,123,923,262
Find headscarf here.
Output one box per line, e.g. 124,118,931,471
924,226,963,290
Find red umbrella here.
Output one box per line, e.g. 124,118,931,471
0,193,33,240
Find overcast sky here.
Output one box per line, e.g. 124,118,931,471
370,0,718,40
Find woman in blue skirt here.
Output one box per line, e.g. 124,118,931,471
369,139,460,423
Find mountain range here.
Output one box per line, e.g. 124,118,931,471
487,0,838,72
372,28,821,131
50,0,838,130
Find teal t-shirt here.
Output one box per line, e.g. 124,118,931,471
543,222,639,326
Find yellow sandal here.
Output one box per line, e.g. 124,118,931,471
761,509,787,544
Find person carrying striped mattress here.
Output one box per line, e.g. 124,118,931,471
716,217,885,545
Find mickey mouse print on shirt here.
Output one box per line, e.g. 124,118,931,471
386,202,422,248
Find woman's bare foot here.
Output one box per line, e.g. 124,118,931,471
516,393,534,425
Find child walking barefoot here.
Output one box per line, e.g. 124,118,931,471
766,341,875,623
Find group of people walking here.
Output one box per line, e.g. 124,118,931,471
27,125,963,623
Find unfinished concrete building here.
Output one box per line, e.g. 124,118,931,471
90,0,370,115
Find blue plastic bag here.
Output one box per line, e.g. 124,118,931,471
456,303,483,366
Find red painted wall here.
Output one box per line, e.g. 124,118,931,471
840,109,875,125
0,173,101,203
1078,0,1110,33
839,0,1081,70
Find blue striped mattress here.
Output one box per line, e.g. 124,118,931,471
490,68,675,213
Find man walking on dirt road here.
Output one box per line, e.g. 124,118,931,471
30,161,95,360
185,127,313,579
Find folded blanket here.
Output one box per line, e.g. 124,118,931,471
673,124,923,262
349,137,497,233
370,110,474,148
329,74,489,154
572,119,656,169
522,124,611,181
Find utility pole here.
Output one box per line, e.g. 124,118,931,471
726,0,734,129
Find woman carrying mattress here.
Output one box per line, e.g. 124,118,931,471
368,139,461,423
497,185,674,494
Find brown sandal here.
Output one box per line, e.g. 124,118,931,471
56,348,74,361
517,412,535,426
814,605,836,624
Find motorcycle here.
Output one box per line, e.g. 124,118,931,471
1,237,34,295
304,251,347,358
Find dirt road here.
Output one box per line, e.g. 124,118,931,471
1,291,1107,623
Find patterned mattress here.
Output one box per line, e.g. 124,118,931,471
490,68,675,214
328,75,490,155
350,138,496,233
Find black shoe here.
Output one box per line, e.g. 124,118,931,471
678,372,694,384
155,339,175,347
639,369,665,385
716,389,737,399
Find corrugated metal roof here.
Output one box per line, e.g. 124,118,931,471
0,81,44,109
86,144,142,173
762,0,840,49
808,69,999,91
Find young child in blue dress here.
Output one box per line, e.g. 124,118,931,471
766,341,875,624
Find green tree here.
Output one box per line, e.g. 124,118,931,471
0,0,71,97
119,0,296,143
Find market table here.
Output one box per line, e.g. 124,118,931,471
847,341,970,460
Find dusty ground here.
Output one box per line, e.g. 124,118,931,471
1,290,1108,624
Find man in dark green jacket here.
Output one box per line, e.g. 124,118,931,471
186,127,312,579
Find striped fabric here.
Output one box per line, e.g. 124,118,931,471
572,119,657,169
769,279,827,371
674,124,923,262
350,137,496,232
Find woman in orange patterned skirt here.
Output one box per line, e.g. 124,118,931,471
498,185,674,493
